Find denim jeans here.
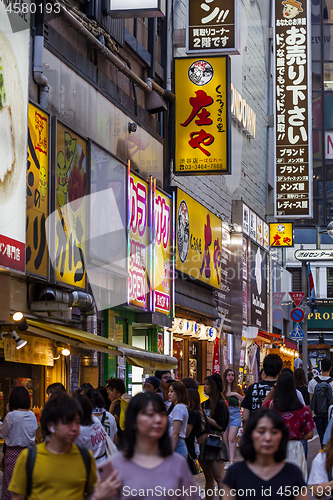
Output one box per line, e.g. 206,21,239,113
301,440,308,459
175,437,188,459
314,416,328,448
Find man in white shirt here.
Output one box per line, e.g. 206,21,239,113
308,358,333,447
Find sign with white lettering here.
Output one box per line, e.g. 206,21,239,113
274,0,313,218
250,242,267,330
295,249,333,261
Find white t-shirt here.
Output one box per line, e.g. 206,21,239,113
0,410,38,447
75,416,106,465
308,451,332,497
93,410,117,441
308,376,333,395
296,389,305,405
168,404,188,439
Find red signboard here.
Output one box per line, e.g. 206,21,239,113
289,292,306,307
0,234,25,273
272,292,285,308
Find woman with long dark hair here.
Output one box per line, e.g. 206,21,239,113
93,392,200,500
262,372,314,479
186,389,209,472
222,368,244,468
308,424,333,498
199,374,229,500
167,380,189,457
223,408,309,500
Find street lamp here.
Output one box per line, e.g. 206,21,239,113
327,221,333,239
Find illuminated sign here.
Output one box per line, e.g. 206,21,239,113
154,188,171,315
269,222,293,246
108,0,165,18
230,83,256,138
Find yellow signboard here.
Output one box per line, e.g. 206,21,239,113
55,123,87,287
129,173,149,309
154,188,171,315
269,223,293,247
175,57,231,175
176,188,222,288
4,335,54,366
26,104,49,277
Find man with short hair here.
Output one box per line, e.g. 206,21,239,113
46,382,66,400
9,392,97,500
107,378,130,450
143,377,160,393
308,357,333,447
241,353,283,429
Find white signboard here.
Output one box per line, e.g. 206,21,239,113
295,249,333,261
108,0,165,17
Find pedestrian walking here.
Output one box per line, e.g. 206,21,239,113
308,422,333,498
155,370,172,397
74,394,107,466
0,386,37,500
199,374,229,500
167,380,189,457
85,388,117,444
45,382,66,399
222,368,244,468
241,354,283,429
143,377,161,393
294,368,311,459
223,408,309,500
262,372,314,480
93,392,200,500
308,357,333,448
107,378,131,450
8,392,97,500
186,388,209,474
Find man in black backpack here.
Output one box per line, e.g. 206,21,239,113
309,357,333,447
241,353,283,429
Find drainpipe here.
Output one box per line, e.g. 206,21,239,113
33,0,49,107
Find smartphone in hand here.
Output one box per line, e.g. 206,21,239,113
98,460,114,482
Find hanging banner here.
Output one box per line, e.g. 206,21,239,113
54,122,87,287
129,173,149,309
186,0,240,55
154,188,172,315
26,104,49,278
274,0,312,218
212,338,221,374
174,57,231,175
176,188,222,289
0,2,30,273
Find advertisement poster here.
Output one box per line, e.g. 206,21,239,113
250,242,268,330
154,188,172,315
0,2,30,273
26,104,49,277
176,188,222,289
55,123,87,287
129,172,149,309
4,335,53,367
175,57,231,175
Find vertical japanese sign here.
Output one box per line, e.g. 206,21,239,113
0,2,30,273
274,0,312,218
186,0,239,54
174,57,231,175
176,188,222,289
154,188,172,315
129,173,149,309
26,104,49,278
55,123,87,287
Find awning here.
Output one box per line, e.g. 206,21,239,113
258,331,282,341
26,318,178,370
175,279,219,319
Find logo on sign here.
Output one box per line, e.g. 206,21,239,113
188,60,214,86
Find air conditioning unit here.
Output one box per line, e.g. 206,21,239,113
106,0,165,18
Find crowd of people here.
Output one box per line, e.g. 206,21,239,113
1,357,333,499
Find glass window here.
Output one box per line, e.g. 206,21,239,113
327,268,333,297
313,162,323,197
313,92,322,128
323,24,333,60
313,63,322,91
313,130,322,159
323,0,333,22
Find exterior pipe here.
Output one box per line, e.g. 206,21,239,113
33,0,49,107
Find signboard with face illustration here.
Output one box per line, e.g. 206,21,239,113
54,123,87,287
26,104,49,278
186,0,239,54
174,57,231,175
274,0,312,218
176,188,222,289
250,242,267,330
0,2,30,273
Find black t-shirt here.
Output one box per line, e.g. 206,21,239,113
241,380,276,412
185,409,209,458
202,399,229,431
223,461,306,500
297,385,310,406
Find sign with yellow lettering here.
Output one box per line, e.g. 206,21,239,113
154,188,172,315
174,57,231,175
176,188,222,289
26,104,49,278
55,123,87,287
307,305,333,330
269,222,293,247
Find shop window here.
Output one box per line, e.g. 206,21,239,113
327,268,333,297
288,267,302,291
173,338,185,380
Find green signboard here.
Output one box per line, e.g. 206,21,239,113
307,305,333,330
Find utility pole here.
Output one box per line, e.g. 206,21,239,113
301,261,308,372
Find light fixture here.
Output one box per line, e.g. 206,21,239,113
61,347,70,356
10,330,27,349
327,221,333,239
13,312,29,331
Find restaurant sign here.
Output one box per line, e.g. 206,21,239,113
307,305,333,330
174,57,231,175
186,0,240,55
274,0,312,218
269,222,293,247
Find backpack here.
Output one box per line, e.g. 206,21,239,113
310,376,333,417
250,382,274,411
25,444,91,497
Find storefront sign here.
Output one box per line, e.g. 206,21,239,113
263,223,269,250
54,122,87,287
269,222,293,247
26,104,49,278
274,0,312,218
257,218,263,246
176,188,222,289
0,4,30,273
230,83,256,138
154,188,172,315
4,335,54,366
108,0,165,18
243,204,249,235
174,57,231,175
212,338,221,373
250,211,256,241
250,242,267,330
129,173,149,309
307,305,333,330
186,0,239,54
295,249,333,261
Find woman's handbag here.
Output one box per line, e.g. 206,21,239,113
187,453,199,475
206,432,223,449
105,433,118,457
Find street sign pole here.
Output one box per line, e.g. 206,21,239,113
301,261,308,372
